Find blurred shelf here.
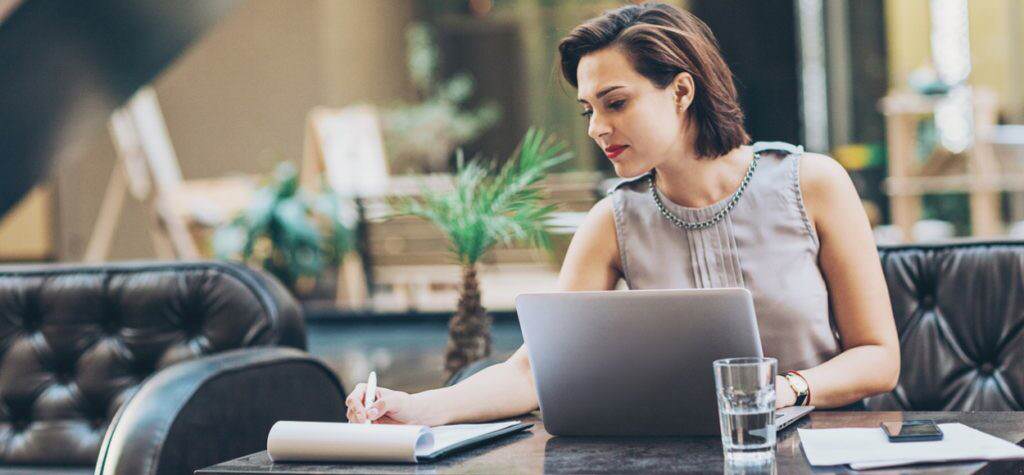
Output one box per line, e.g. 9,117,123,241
885,174,1024,195
881,88,1005,238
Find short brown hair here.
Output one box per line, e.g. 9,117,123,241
559,2,750,158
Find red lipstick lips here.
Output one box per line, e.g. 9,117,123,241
604,145,628,159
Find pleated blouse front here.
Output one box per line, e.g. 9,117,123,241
609,141,840,372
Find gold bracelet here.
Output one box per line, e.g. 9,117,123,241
784,371,810,406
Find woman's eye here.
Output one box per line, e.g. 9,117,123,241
580,100,624,119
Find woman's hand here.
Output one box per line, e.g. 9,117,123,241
775,375,797,409
346,383,427,425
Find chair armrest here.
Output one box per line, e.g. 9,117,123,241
94,347,345,475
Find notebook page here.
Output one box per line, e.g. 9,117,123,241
418,421,522,457
267,421,432,463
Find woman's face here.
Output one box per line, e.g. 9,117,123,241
576,47,693,178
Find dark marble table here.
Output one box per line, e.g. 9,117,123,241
196,411,1024,474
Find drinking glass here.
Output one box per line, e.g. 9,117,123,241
713,357,778,464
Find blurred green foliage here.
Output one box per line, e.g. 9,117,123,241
213,162,355,293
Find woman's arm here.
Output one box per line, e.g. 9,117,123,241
779,153,900,408
349,197,622,425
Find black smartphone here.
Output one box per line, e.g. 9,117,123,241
880,420,944,442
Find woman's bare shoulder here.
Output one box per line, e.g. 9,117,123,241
588,194,616,219
798,152,864,231
557,196,622,288
575,196,617,253
799,152,850,188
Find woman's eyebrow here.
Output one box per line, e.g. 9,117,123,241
578,85,625,104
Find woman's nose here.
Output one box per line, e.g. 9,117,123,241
587,112,611,141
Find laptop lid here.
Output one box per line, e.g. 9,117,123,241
776,406,814,431
516,288,762,436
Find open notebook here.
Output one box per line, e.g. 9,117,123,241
267,420,532,463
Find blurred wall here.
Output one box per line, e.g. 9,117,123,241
0,186,53,261
52,0,416,260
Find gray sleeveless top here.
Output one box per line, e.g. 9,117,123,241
609,141,840,373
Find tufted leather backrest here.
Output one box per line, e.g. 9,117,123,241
0,261,304,466
867,240,1024,411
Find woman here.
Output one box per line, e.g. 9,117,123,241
347,2,899,425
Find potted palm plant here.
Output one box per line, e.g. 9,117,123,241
394,128,572,375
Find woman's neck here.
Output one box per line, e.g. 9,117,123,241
652,144,752,209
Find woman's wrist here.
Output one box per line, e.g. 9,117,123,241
775,374,797,408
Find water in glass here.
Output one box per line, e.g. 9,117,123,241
714,357,777,464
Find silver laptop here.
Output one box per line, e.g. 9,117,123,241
515,288,813,436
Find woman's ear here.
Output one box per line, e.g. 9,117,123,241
673,72,695,112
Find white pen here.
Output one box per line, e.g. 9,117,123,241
363,371,377,424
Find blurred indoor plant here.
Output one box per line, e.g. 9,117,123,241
382,22,501,173
393,128,571,375
213,162,355,298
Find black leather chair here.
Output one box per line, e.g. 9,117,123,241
448,241,1024,412
0,261,346,474
867,240,1024,411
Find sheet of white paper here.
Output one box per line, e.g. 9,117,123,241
850,458,979,470
267,421,431,463
419,421,521,457
798,423,1024,467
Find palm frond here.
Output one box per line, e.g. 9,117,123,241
391,129,573,265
